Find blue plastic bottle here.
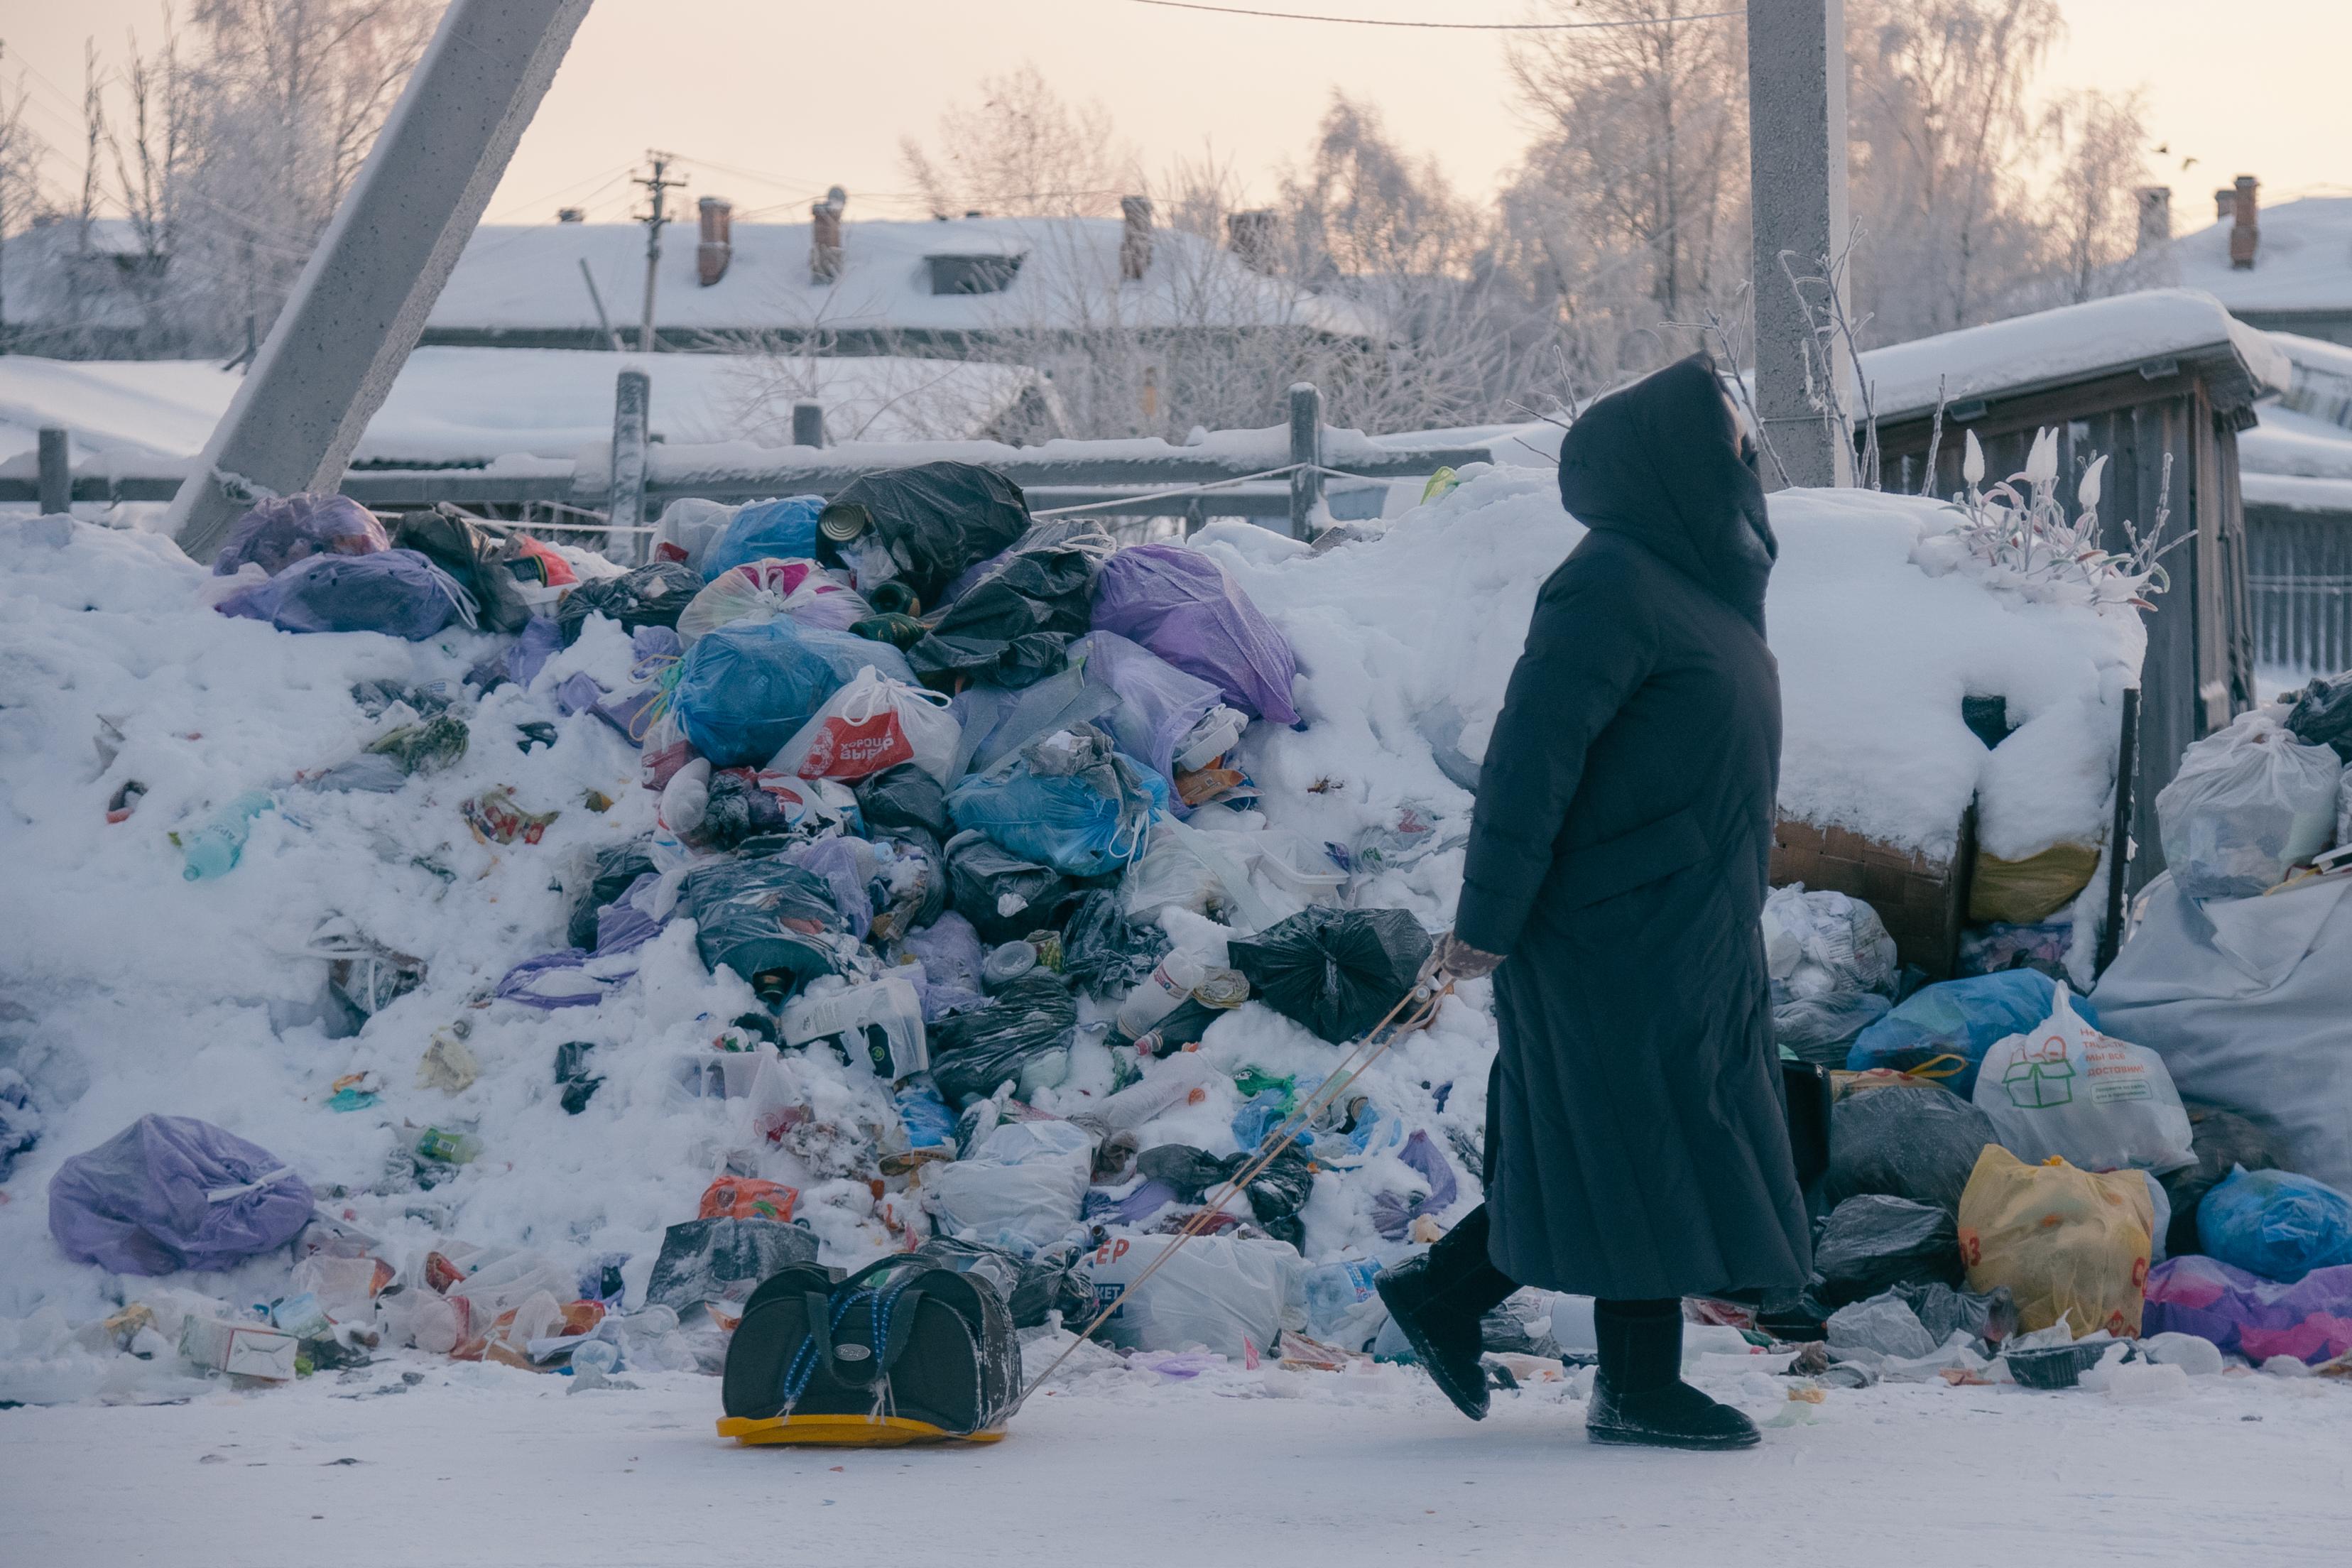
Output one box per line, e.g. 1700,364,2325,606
180,790,275,881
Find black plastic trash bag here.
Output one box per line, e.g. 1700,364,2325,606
388,506,532,633
1810,1194,1962,1307
678,856,848,1001
1229,908,1434,1043
928,973,1077,1106
569,839,658,950
1136,1141,1317,1226
817,462,1032,608
944,829,1077,945
644,1216,820,1313
2158,1105,2285,1258
857,763,951,841
554,1040,603,1114
2286,670,2352,761
1893,1280,2019,1348
907,521,1117,690
557,560,704,646
1060,887,1169,994
1824,1085,1999,1216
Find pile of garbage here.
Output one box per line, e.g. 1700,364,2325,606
6,468,2351,1410
2,466,1503,1400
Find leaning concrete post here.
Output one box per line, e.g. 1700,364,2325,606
166,0,594,560
1746,0,1854,489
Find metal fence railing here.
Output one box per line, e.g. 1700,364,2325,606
2247,506,2352,676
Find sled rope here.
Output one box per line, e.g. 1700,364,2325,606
1003,978,1454,1418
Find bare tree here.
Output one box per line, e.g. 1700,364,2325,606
898,62,1138,219
2042,89,2150,303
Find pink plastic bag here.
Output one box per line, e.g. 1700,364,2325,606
677,559,871,643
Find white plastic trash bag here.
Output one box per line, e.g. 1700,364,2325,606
768,665,961,787
2091,872,2352,1189
922,1119,1094,1248
2154,712,2341,899
1084,1231,1304,1361
676,559,872,644
1761,883,1900,1053
650,497,734,577
1973,983,2193,1173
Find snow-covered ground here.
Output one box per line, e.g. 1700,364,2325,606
5,1351,2349,1567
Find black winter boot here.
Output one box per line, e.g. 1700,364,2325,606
1585,1299,1760,1452
1375,1206,1516,1422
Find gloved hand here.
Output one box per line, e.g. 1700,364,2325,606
1421,931,1503,984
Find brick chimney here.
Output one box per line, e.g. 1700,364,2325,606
2228,175,2259,270
1120,195,1153,281
696,197,732,287
1226,209,1278,273
810,186,846,285
2135,186,2171,254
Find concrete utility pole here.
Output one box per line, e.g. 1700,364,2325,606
1746,0,1854,489
634,152,685,353
166,0,593,560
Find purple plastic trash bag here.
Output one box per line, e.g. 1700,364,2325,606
495,949,619,1010
1370,1128,1460,1241
212,493,389,577
2143,1254,2352,1365
1074,631,1222,783
1090,544,1299,725
217,548,472,640
48,1114,313,1276
900,911,987,1020
506,615,562,687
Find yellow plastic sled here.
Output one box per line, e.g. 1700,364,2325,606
717,1415,1008,1449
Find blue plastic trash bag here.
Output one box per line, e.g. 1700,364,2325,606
212,492,388,577
1091,543,1299,724
947,721,1167,877
668,617,914,767
2197,1167,2352,1283
1073,630,1223,784
704,495,824,580
1846,970,2100,1096
217,548,473,640
48,1114,313,1275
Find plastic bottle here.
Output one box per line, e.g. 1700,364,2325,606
981,941,1038,988
178,790,275,880
1072,1051,1216,1136
1114,948,1209,1041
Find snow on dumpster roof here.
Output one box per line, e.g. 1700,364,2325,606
1861,289,2290,425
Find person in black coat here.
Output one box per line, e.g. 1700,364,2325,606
1376,354,1812,1452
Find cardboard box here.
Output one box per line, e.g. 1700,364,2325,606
180,1315,299,1381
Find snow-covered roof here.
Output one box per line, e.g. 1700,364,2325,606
0,348,1049,469
2171,195,2352,316
425,217,1380,340
2241,402,2352,482
1861,288,2291,425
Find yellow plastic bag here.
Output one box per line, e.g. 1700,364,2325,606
1956,1145,2152,1338
1968,842,2101,925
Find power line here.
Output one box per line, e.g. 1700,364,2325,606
1118,0,1739,30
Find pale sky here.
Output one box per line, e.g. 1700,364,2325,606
5,1,2347,231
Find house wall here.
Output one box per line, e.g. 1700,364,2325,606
1880,370,2255,894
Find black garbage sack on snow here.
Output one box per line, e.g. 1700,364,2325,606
2286,670,2352,761
906,521,1117,690
1060,887,1169,994
1895,1280,2019,1347
678,856,848,1001
944,829,1078,945
912,1236,1091,1329
1229,908,1434,1043
2157,1104,2286,1258
557,560,703,646
568,839,658,950
388,506,533,633
857,763,952,842
1824,1085,1998,1216
1810,1194,1963,1307
645,1216,820,1313
1136,1141,1317,1227
928,973,1078,1106
817,462,1032,609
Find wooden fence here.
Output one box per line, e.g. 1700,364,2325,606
2246,504,2352,677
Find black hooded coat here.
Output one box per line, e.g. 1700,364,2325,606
1453,354,1812,1300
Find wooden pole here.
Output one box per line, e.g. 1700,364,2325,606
1287,381,1322,539
36,427,69,516
2097,685,2142,973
